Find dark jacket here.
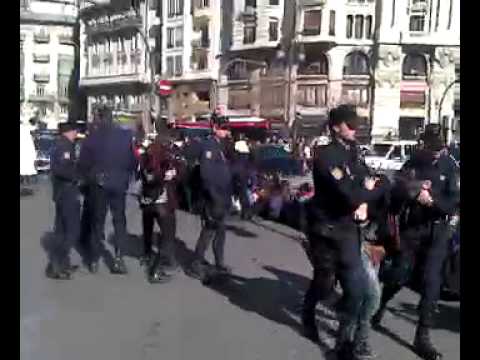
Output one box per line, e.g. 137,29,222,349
392,150,460,226
309,139,388,222
78,124,137,193
51,135,78,201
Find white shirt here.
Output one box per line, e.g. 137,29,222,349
235,140,250,154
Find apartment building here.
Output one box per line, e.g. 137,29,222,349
20,0,78,128
158,0,221,120
78,0,160,129
217,0,459,142
372,0,460,141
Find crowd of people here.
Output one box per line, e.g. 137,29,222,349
44,104,459,360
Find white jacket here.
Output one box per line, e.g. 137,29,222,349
20,124,37,176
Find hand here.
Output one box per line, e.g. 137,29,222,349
164,169,177,181
422,180,432,190
417,189,433,206
354,203,368,221
364,177,377,190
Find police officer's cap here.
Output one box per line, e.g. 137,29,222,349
328,105,359,130
58,122,78,133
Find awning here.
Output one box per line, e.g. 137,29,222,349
400,91,426,105
400,81,427,92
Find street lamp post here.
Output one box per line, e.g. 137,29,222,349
437,78,459,144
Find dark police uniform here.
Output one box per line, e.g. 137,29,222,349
372,137,459,360
189,121,233,280
47,123,80,280
78,114,137,274
304,136,389,359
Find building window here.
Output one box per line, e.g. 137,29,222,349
166,56,174,76
354,15,364,39
227,61,249,81
197,0,209,8
402,54,427,78
175,27,183,47
346,15,353,38
244,23,256,44
269,20,278,41
297,85,327,107
168,0,175,17
175,55,183,76
329,11,336,36
304,10,322,36
269,0,279,5
245,0,256,7
365,15,373,39
177,0,184,15
167,28,174,48
36,84,45,96
60,105,68,114
409,15,425,32
298,53,329,76
343,51,370,76
341,85,369,106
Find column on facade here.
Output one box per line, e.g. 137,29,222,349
326,47,345,108
371,44,402,139
430,46,456,125
250,68,261,116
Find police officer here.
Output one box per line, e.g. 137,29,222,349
372,133,459,360
188,113,233,280
46,122,80,280
78,105,137,274
303,105,390,359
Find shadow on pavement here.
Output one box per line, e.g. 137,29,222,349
108,233,145,260
373,324,417,354
40,231,92,270
390,302,460,334
225,224,258,238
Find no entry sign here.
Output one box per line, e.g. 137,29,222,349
156,79,174,96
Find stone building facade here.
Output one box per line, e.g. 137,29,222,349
20,0,78,128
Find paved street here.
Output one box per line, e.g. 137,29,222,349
21,180,460,360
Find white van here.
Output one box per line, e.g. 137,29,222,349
364,140,418,172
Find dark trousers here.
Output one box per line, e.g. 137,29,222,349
53,188,81,268
90,185,128,260
194,196,227,267
304,221,368,342
142,203,177,265
379,221,450,326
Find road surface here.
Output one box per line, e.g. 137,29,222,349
20,180,460,360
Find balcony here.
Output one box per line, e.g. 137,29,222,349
34,73,50,83
33,54,50,63
34,33,50,44
411,1,428,12
301,0,326,6
58,34,75,45
86,16,142,36
29,93,55,103
240,6,257,21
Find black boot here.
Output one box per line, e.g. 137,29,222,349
371,305,386,328
88,261,99,274
45,262,72,280
302,284,320,343
301,310,320,343
111,256,128,274
414,326,442,360
333,314,358,360
188,259,208,280
353,322,376,360
148,259,172,284
139,252,152,267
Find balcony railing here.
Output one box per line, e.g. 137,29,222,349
33,54,50,63
34,73,50,83
86,16,142,36
34,33,50,43
302,0,326,6
29,93,55,102
58,34,75,45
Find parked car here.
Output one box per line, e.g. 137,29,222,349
252,144,303,176
364,140,417,172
